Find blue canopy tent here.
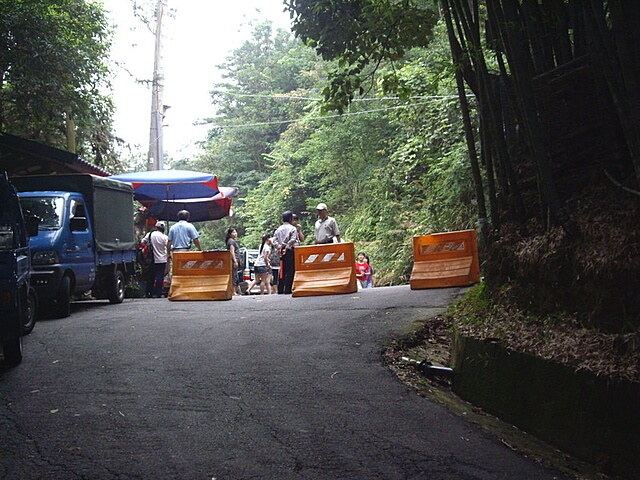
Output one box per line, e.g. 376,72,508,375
110,170,237,221
146,186,238,222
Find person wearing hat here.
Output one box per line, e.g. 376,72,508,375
313,203,341,244
145,221,169,298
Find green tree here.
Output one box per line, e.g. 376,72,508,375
241,34,474,273
285,0,438,112
0,0,119,169
194,23,318,185
189,11,474,284
189,22,322,244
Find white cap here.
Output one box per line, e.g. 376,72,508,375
316,203,328,210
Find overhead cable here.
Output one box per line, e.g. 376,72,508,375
206,97,469,129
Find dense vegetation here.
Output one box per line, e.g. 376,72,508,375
184,19,476,287
0,0,121,171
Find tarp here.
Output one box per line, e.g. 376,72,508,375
145,186,238,222
110,170,219,202
109,170,236,222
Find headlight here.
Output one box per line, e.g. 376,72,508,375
32,250,60,265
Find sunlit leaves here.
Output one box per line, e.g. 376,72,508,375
285,0,438,112
0,0,116,167
195,14,477,285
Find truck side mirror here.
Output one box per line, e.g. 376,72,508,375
26,215,39,237
70,217,88,232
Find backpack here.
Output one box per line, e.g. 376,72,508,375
137,233,154,265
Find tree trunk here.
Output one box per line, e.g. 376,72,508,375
584,0,640,186
66,110,76,154
441,0,488,239
488,0,567,230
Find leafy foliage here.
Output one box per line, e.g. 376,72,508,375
190,18,474,282
284,0,439,113
0,0,120,170
184,22,324,249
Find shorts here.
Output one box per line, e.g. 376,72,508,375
271,268,280,285
255,265,268,275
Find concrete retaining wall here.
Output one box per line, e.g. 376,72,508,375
451,334,640,479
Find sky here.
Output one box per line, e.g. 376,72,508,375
104,0,292,166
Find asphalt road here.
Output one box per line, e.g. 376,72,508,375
0,286,568,480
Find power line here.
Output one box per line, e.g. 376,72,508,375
207,97,466,130
211,90,460,102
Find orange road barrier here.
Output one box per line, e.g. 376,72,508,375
292,242,358,297
168,250,233,301
410,229,480,289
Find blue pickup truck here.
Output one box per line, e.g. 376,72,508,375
0,172,37,366
11,174,136,318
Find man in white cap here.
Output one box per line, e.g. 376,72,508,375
313,203,341,244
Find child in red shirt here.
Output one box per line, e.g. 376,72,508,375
355,251,371,289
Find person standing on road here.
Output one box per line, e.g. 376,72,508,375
246,233,273,295
167,210,202,252
269,240,280,294
313,203,341,244
147,222,169,298
272,210,300,294
355,251,371,290
226,228,243,296
365,254,374,288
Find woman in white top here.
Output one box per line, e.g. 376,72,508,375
247,234,273,295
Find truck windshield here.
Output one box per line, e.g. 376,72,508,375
20,197,64,230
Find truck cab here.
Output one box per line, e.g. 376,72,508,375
19,191,97,315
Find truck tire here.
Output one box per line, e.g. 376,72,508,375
108,270,125,304
2,337,23,367
21,287,38,335
53,275,71,318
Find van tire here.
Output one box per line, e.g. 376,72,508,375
21,287,38,335
53,275,71,318
109,270,125,304
2,337,23,367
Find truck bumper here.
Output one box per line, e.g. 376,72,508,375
30,266,64,303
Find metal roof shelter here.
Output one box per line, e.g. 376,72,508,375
0,131,109,177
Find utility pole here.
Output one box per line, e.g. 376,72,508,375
148,0,165,171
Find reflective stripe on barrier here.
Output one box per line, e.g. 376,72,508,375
292,242,358,297
168,250,233,301
410,229,480,289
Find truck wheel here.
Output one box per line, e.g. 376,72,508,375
21,287,38,335
53,275,71,318
2,337,23,367
108,270,125,304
